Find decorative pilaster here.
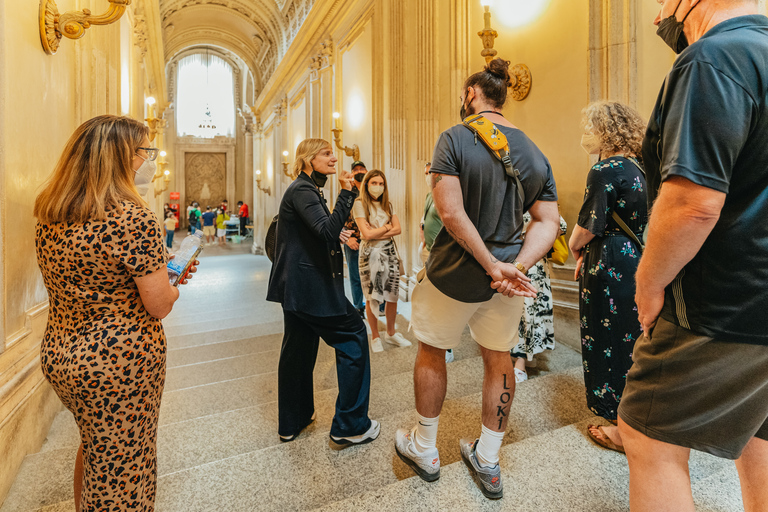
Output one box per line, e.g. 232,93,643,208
589,0,638,107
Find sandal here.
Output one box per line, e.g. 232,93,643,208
587,424,625,454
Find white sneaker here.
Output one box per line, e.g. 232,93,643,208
445,349,455,363
385,332,412,347
395,428,440,482
330,420,380,447
371,337,384,353
514,368,528,383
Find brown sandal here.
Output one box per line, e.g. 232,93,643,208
587,424,625,454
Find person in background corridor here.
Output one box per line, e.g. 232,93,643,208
618,2,768,511
201,206,216,245
164,210,177,249
215,208,230,246
237,200,249,236
344,161,368,317
395,58,560,499
267,138,379,448
33,115,196,511
354,169,412,352
569,101,647,454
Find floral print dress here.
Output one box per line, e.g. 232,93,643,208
577,157,647,420
512,214,568,360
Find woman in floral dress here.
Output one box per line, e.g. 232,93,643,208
569,101,647,453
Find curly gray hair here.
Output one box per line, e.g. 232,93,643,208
582,101,646,158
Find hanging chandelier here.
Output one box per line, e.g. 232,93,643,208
197,46,218,133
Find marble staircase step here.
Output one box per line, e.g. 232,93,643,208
1,365,587,512
313,418,740,512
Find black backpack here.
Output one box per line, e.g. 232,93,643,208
189,209,197,224
265,215,278,262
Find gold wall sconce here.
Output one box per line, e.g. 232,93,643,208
145,97,165,142
40,0,131,56
152,151,167,183
154,170,171,197
478,0,532,102
282,151,292,178
331,113,361,161
255,170,271,195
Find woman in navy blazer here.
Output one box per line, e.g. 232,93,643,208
267,138,379,446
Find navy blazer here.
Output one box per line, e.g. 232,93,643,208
266,172,358,317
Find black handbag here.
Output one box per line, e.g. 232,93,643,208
265,215,278,262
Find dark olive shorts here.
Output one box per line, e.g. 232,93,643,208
618,316,768,460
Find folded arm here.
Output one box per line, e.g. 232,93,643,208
294,187,356,243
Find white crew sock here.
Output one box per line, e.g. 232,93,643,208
475,424,504,467
413,414,439,453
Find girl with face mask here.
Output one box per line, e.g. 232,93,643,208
353,170,412,352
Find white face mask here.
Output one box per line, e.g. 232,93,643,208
134,156,156,196
580,133,602,155
368,185,385,199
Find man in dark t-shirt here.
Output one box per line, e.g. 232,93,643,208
618,2,768,509
394,61,560,499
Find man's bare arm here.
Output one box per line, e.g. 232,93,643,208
635,176,725,333
514,200,560,271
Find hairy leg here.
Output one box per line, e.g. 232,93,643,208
414,341,447,418
480,347,516,432
619,417,694,512
735,436,768,512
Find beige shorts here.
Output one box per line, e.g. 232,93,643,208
410,275,524,352
203,226,215,237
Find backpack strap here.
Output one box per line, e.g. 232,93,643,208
611,211,644,253
462,115,525,207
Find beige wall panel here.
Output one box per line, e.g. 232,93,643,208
289,98,307,154
636,1,676,118
340,22,374,171
3,0,80,338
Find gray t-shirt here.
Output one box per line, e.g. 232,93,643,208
427,123,558,302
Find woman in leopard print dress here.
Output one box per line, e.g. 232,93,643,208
34,116,193,511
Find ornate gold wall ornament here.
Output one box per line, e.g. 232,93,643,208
509,63,532,101
255,170,271,195
331,113,360,161
476,2,532,102
39,0,132,56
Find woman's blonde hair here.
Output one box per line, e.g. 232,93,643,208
358,169,392,224
291,138,332,179
582,101,646,158
34,115,149,224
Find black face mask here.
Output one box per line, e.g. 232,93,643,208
311,170,328,188
656,0,697,54
353,173,365,183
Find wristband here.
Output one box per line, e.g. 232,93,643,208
512,260,528,275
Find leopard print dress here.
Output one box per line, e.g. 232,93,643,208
36,201,168,511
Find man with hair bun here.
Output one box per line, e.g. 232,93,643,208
395,58,560,499
618,1,768,510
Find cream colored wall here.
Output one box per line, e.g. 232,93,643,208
339,23,374,171
0,1,165,502
636,1,677,118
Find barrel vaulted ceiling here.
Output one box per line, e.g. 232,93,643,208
159,0,316,94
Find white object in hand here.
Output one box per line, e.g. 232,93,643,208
168,230,204,286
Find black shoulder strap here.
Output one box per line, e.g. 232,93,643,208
611,211,644,252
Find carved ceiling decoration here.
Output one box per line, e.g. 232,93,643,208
159,0,317,88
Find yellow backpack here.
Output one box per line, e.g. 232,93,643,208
462,114,525,206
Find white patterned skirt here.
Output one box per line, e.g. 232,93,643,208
512,257,556,359
359,240,400,310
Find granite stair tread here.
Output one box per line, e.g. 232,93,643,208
311,418,740,512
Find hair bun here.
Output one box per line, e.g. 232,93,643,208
485,58,512,88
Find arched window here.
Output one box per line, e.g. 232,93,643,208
176,53,235,138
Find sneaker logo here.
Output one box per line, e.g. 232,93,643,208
491,477,499,484
432,458,438,465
